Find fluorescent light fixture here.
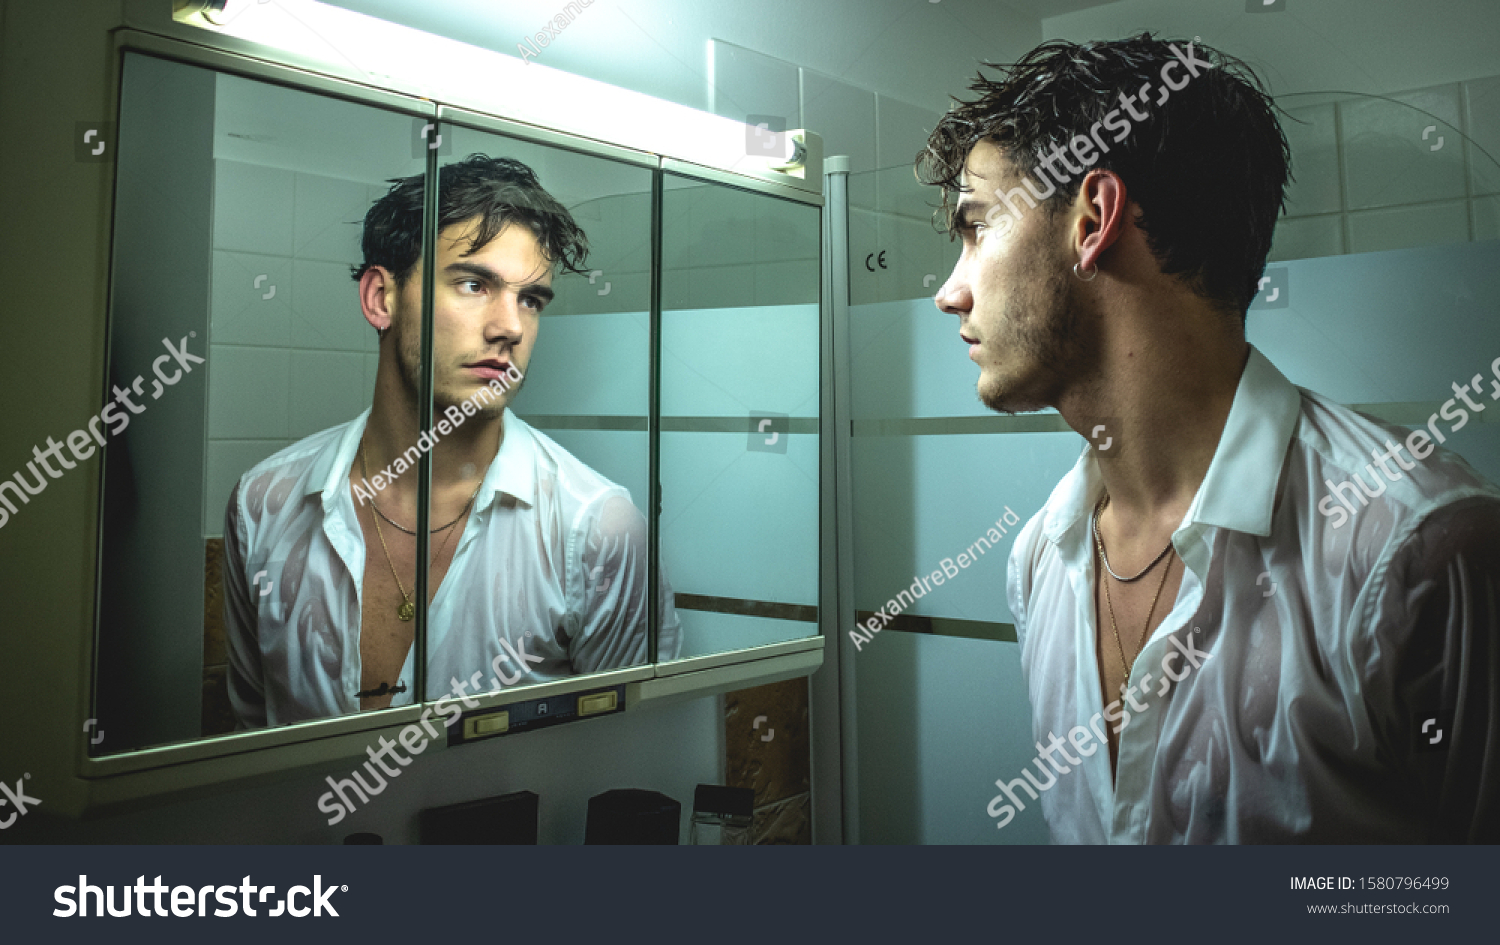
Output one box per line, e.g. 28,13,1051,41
171,0,815,187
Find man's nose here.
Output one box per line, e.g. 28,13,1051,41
934,273,970,316
488,296,527,342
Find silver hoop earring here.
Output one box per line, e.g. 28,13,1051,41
1073,262,1097,282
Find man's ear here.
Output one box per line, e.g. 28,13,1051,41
1075,170,1128,274
359,266,397,334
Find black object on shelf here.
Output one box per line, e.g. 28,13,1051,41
584,788,681,844
343,832,383,844
419,790,539,844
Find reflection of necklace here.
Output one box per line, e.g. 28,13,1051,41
370,495,466,535
359,439,479,622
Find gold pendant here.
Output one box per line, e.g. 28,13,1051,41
397,600,415,621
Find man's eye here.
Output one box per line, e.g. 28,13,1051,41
522,295,546,312
458,280,484,294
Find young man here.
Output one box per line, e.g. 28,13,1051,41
224,154,679,730
921,36,1500,842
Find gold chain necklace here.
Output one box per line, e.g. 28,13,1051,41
1093,493,1176,678
359,439,480,621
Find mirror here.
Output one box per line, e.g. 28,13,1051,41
93,54,823,756
657,174,822,661
94,53,430,752
420,119,671,703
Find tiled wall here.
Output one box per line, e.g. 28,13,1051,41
710,39,959,307
1272,76,1500,261
204,158,384,538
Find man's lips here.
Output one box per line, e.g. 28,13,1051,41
464,359,512,380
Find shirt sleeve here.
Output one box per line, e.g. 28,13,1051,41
568,491,679,672
222,480,268,730
1364,494,1500,843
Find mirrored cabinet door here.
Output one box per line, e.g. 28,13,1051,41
658,174,822,661
95,52,429,752
413,119,662,701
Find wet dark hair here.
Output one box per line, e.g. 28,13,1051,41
351,153,589,285
916,33,1291,320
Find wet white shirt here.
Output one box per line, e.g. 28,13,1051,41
223,408,680,729
1007,347,1500,843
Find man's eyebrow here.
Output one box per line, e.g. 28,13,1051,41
446,260,554,301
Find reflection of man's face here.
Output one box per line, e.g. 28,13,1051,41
387,218,554,418
938,140,1090,415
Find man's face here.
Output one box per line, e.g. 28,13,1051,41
936,140,1091,414
386,218,553,418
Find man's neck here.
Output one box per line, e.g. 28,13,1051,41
1063,334,1251,528
358,394,502,515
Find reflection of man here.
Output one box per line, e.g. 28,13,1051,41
922,36,1500,841
224,154,679,730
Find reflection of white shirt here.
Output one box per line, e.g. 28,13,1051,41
223,408,680,729
1009,347,1500,843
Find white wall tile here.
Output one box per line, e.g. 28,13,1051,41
1341,86,1466,210
754,259,819,306
709,39,800,133
1347,200,1469,254
208,344,289,439
292,258,370,351
1464,76,1500,196
755,190,820,264
213,160,294,255
1474,195,1500,241
876,94,939,172
203,439,291,539
211,251,292,346
287,350,367,438
1283,103,1342,217
1270,214,1344,261
801,70,877,174
294,171,371,264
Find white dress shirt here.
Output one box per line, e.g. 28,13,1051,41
1007,346,1500,843
223,407,680,729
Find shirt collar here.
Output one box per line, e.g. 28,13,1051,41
1042,345,1302,543
303,406,538,511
